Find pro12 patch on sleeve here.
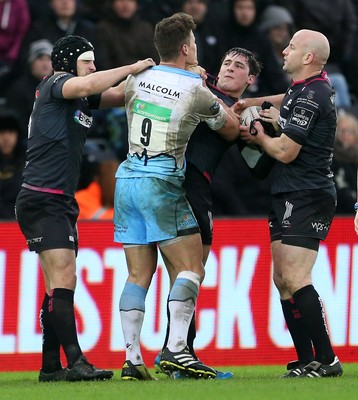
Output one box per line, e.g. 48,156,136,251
289,106,314,130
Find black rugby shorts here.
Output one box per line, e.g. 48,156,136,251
15,188,79,253
183,163,213,246
268,189,336,246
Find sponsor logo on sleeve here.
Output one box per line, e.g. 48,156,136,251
74,110,93,128
289,106,314,130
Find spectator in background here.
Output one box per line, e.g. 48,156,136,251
0,109,26,220
258,4,294,86
95,0,159,71
27,0,51,21
283,0,357,108
180,0,225,74
0,0,31,98
6,39,53,141
77,0,108,23
76,139,119,220
138,0,230,26
138,0,182,25
332,112,358,214
205,0,230,23
224,0,288,96
23,0,97,54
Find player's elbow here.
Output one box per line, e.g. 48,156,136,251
273,137,300,163
278,151,297,164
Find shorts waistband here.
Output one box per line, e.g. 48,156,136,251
22,183,64,195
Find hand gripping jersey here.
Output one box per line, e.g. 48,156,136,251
185,80,275,182
116,66,227,183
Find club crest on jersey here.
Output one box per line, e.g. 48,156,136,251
73,110,93,128
209,100,220,115
307,90,315,100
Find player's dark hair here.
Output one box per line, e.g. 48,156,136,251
222,47,262,76
154,13,196,61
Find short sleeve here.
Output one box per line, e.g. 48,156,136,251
194,85,227,131
50,73,74,99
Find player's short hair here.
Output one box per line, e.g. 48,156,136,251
154,12,196,62
51,35,94,75
222,47,262,76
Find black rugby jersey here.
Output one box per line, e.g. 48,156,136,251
22,73,101,197
185,83,236,182
272,72,337,194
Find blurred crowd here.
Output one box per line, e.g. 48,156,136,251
1,0,358,220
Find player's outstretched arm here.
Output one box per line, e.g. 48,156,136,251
62,58,155,100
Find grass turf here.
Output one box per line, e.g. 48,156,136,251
0,364,357,400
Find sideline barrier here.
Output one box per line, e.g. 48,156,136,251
0,218,357,371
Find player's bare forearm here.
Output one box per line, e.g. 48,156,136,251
100,81,126,108
216,98,240,140
240,121,301,163
234,94,285,114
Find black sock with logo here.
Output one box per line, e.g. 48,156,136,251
40,293,62,373
281,298,314,364
293,285,335,364
48,288,82,368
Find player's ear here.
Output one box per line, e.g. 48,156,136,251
181,43,189,56
303,52,314,65
247,74,256,85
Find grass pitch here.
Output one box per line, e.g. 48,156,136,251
0,364,357,400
